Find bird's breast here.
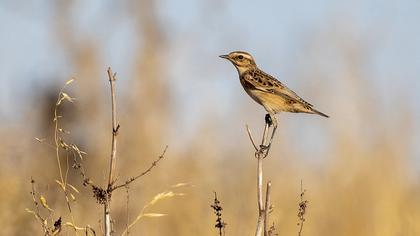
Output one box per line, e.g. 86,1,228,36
239,77,263,105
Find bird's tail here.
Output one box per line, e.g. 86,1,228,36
311,108,330,118
310,108,329,118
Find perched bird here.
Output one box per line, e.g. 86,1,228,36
220,51,328,146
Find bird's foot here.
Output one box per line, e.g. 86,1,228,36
257,144,270,158
265,114,273,127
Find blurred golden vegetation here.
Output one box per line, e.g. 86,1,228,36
1,1,419,236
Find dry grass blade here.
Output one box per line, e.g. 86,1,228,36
149,191,184,206
67,183,80,194
64,222,96,236
40,195,54,212
35,137,46,143
171,182,194,188
142,213,167,217
121,189,184,236
65,78,75,85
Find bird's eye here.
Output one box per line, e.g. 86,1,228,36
238,55,244,60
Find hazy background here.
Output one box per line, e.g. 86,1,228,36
1,0,420,235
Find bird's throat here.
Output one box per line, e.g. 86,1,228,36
235,65,250,75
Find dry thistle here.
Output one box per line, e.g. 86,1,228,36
211,192,227,236
92,185,108,205
297,181,308,236
53,217,62,235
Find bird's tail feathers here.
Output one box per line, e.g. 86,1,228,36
310,108,329,118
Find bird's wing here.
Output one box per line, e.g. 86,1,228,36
243,69,313,107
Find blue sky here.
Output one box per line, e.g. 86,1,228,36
0,0,419,163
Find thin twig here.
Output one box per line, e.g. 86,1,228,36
111,146,168,191
29,178,49,234
126,186,130,236
70,146,95,188
246,124,258,151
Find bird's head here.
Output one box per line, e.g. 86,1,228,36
219,51,257,74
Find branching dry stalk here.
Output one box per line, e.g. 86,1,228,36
53,79,80,236
28,178,51,234
29,177,96,236
103,67,168,236
30,79,98,236
30,69,168,236
211,192,227,236
104,67,119,236
246,114,276,236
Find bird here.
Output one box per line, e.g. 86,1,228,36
220,51,328,147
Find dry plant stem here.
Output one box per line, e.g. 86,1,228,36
30,178,49,234
264,182,271,236
255,153,265,236
63,223,96,236
247,117,274,236
54,95,65,193
105,67,119,236
125,187,130,236
54,86,79,235
107,67,119,186
257,156,264,212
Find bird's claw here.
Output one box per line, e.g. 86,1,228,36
265,114,273,127
256,144,270,158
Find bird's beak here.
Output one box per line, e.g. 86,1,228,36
219,54,229,59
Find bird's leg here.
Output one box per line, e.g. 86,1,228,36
258,114,276,157
260,114,271,148
267,114,277,148
265,113,273,126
